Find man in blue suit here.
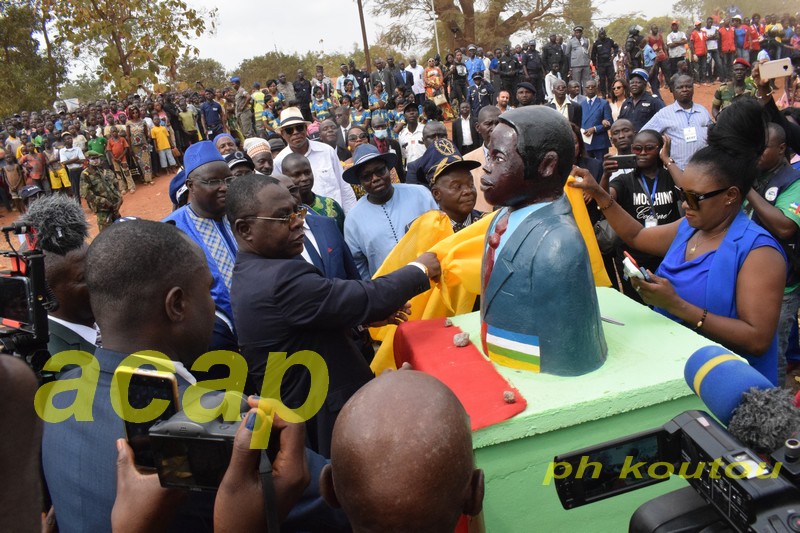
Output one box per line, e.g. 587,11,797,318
480,106,607,376
580,79,613,161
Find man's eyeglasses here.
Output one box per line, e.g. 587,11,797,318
631,144,659,154
348,132,369,141
282,124,306,135
674,186,729,210
358,165,390,182
245,206,308,224
195,176,235,188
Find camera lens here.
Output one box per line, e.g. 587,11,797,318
785,438,800,462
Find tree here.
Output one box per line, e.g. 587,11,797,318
50,0,217,96
0,4,67,116
373,0,572,51
175,57,227,89
59,73,110,103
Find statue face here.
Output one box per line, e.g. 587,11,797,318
481,123,526,207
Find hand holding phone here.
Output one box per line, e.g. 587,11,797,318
622,251,652,282
609,154,637,170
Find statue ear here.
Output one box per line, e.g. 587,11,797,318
538,151,559,179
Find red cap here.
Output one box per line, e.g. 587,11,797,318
733,57,751,68
671,19,679,25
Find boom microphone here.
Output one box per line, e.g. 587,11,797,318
20,195,89,255
685,346,800,453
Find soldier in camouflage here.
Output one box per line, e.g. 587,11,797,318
81,150,122,231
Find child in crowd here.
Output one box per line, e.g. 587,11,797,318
150,115,177,176
2,153,27,212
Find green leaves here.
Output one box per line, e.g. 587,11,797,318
50,0,217,95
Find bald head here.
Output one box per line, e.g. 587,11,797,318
322,371,483,532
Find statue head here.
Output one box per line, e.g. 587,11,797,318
482,106,574,209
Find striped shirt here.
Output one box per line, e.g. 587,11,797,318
641,101,712,170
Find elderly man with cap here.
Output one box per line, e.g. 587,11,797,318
565,26,591,89
711,57,757,119
163,141,237,317
273,107,357,212
427,139,483,231
344,144,438,279
467,72,495,117
244,137,274,175
231,76,255,139
617,68,665,132
80,150,122,231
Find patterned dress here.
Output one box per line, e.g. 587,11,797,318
127,120,152,183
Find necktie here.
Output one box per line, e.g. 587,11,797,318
481,210,510,353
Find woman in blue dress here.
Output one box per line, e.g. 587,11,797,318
350,95,371,130
571,98,787,385
368,81,389,126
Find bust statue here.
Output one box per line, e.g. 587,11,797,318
479,106,607,376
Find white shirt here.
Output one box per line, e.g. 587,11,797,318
703,26,719,50
553,99,571,120
398,124,425,166
460,117,473,146
49,316,98,346
545,72,562,102
273,140,357,213
300,219,321,266
59,146,85,170
405,64,426,95
667,31,687,59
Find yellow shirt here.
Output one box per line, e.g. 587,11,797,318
252,90,265,118
151,125,171,151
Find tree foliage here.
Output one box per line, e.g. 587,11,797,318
175,57,227,89
604,14,691,50
59,73,110,103
372,0,575,51
50,0,217,96
0,3,67,116
672,0,790,22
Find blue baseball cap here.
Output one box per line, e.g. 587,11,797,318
169,169,188,207
230,76,240,83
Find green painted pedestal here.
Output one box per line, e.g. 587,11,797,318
450,287,715,532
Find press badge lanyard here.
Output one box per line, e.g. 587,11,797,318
683,108,698,143
640,173,659,226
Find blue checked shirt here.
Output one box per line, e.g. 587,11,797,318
641,101,713,170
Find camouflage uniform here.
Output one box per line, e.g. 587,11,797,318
81,166,122,231
712,79,758,112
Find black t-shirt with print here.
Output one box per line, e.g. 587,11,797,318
609,167,682,271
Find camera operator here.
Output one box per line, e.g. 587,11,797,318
41,221,347,532
20,195,97,357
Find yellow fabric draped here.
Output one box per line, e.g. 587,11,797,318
369,176,611,374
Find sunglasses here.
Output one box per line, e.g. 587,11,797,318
282,124,306,135
674,186,729,210
358,165,391,182
631,144,659,154
348,132,369,141
613,86,624,90
245,206,308,224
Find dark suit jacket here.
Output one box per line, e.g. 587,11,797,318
305,213,360,280
333,128,352,162
47,317,97,356
452,116,482,155
481,195,607,376
369,69,396,98
580,97,612,151
231,253,430,457
546,100,582,127
395,69,413,92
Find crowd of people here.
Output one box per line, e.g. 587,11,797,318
1,12,800,531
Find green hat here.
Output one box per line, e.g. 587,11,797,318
86,150,103,157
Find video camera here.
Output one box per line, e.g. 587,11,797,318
0,221,53,380
553,410,800,532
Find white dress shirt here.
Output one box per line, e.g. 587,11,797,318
460,117,473,146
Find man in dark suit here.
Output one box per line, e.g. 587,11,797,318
394,61,414,93
452,102,482,155
369,58,396,99
228,174,441,457
332,108,353,161
479,106,607,376
579,79,613,160
319,118,351,163
546,78,582,126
